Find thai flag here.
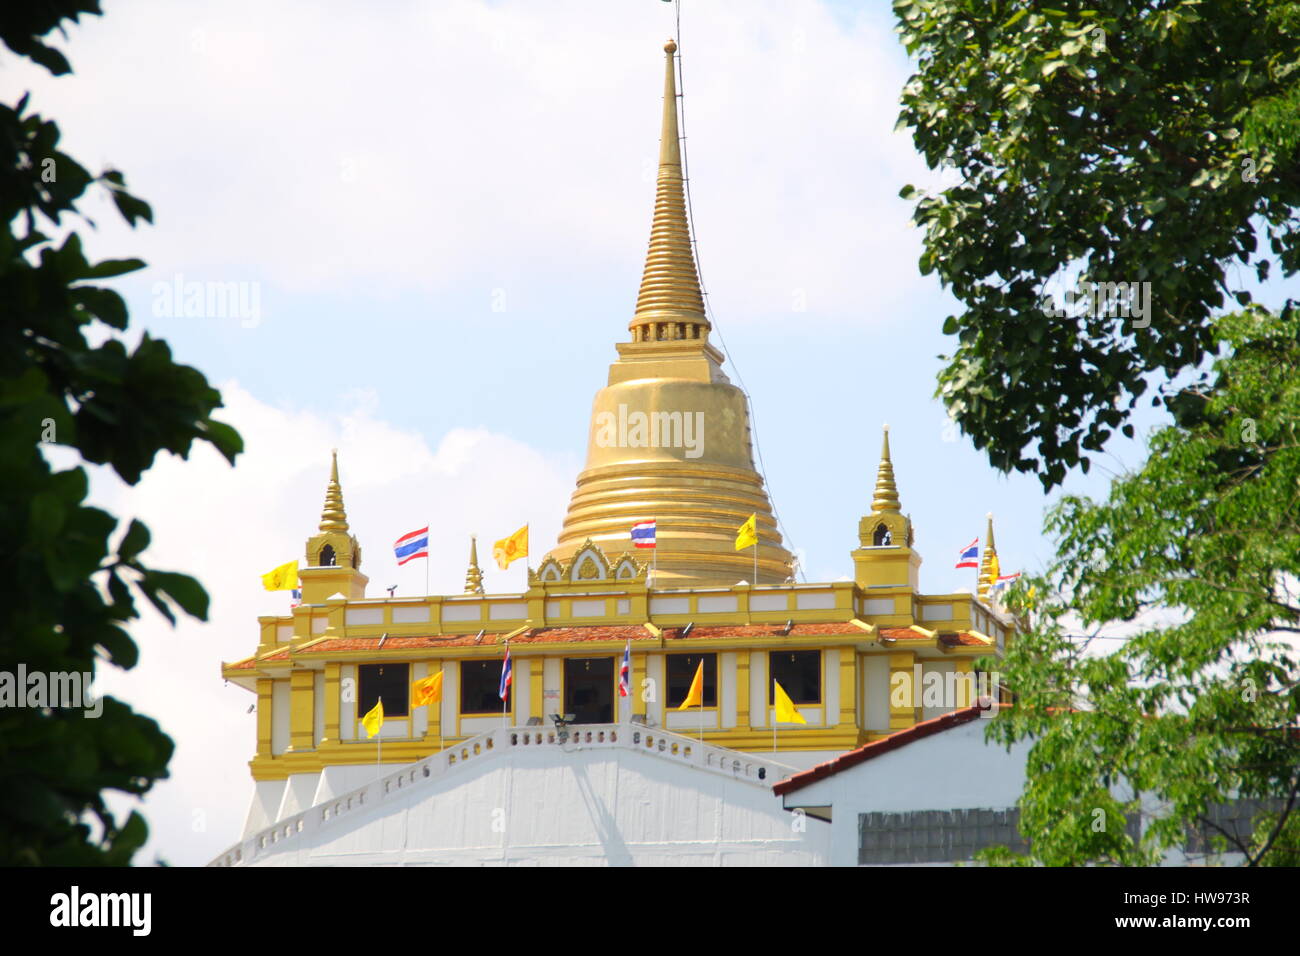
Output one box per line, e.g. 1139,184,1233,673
499,644,512,700
618,639,631,697
992,571,1022,590
394,526,429,566
290,588,302,609
955,537,980,569
630,519,656,549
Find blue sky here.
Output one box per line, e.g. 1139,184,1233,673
13,0,1275,864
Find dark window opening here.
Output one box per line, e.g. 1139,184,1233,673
460,659,511,714
358,662,409,718
769,650,821,705
666,653,717,708
320,544,336,567
564,657,614,723
873,523,892,546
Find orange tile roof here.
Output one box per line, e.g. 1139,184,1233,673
225,647,290,669
228,622,990,667
880,627,990,647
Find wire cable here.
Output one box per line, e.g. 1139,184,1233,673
671,0,806,581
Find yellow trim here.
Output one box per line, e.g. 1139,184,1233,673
288,668,315,752
631,651,649,716
322,661,341,743
735,650,750,733
836,649,856,729
888,651,918,730
529,657,544,722
501,622,533,641
256,679,273,758
643,621,662,638
422,660,443,742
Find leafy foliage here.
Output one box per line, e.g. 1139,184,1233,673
986,306,1300,865
0,1,242,864
895,0,1300,488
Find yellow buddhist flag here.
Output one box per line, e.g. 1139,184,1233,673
677,660,705,711
360,699,384,738
261,560,299,592
735,513,757,551
773,680,807,725
493,524,529,570
411,671,443,708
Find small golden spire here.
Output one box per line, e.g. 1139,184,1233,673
465,535,485,595
978,512,999,602
630,37,708,342
871,425,901,513
318,449,349,532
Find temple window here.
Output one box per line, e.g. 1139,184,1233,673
666,653,717,708
769,650,821,705
320,544,336,567
873,523,892,546
460,659,511,714
358,663,410,718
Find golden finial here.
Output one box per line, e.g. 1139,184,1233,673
870,425,901,514
318,449,349,532
465,535,485,595
629,36,708,342
978,512,999,602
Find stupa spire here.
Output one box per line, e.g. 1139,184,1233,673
871,426,901,514
318,449,349,533
978,512,1000,602
464,535,485,595
629,38,709,343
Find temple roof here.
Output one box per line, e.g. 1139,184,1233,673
223,622,991,672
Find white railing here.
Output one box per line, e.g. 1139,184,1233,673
208,723,798,867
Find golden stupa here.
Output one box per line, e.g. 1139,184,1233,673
545,39,794,587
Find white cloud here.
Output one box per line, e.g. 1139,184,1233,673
90,382,575,865
9,0,939,322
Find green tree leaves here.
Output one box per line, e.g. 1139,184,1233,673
987,306,1300,865
0,1,242,865
895,0,1300,488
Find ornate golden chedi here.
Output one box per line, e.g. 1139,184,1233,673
220,40,1016,801
545,39,793,587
